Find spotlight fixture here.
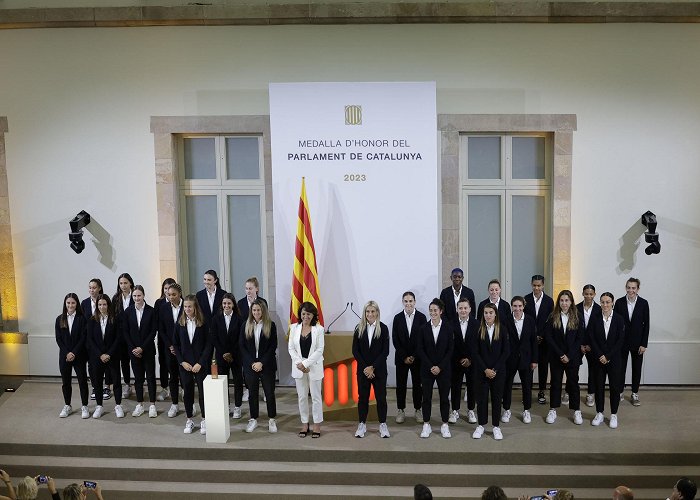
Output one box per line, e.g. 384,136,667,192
68,210,91,254
641,210,660,255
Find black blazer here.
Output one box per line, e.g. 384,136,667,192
237,295,268,321
158,300,183,349
391,309,427,364
451,317,478,364
239,321,278,374
196,287,228,324
590,312,626,367
524,292,554,338
439,285,476,321
613,296,650,350
122,304,157,355
173,322,212,368
81,297,97,320
469,324,511,376
544,316,582,364
477,299,512,324
86,316,121,362
504,313,538,371
415,321,454,375
352,322,390,376
211,311,243,363
55,314,88,360
111,293,132,344
576,301,602,346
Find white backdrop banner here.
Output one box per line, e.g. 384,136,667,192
269,82,438,384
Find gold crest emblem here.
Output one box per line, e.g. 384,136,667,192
345,105,362,125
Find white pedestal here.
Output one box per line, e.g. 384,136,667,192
203,374,230,443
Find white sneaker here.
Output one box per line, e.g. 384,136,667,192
395,409,405,424
114,405,125,418
81,406,90,419
493,426,503,440
586,394,595,407
59,405,72,418
167,404,179,418
561,392,570,405
184,418,194,434
354,422,366,438
200,419,206,435
448,409,458,424
501,409,511,423
242,388,249,402
414,409,423,423
592,412,604,426
440,423,451,438
232,406,242,419
472,425,484,439
92,405,103,419
522,410,531,424
467,409,477,424
245,418,258,433
546,409,557,424
269,418,278,433
149,404,158,418
609,414,618,429
420,422,432,438
157,389,169,402
379,422,390,438
573,410,583,425
132,403,144,417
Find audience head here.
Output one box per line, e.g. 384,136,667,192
414,483,433,500
553,490,575,500
481,485,507,500
16,476,38,500
671,478,697,500
62,483,83,500
613,485,634,500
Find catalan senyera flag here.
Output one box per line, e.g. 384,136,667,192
290,178,324,327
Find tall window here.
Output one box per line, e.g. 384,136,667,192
461,133,552,302
178,135,267,296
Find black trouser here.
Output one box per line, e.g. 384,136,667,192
549,358,580,410
421,370,451,424
503,362,533,411
594,361,621,414
584,351,597,395
451,363,475,412
59,357,89,407
395,358,422,411
219,357,244,408
245,370,277,419
536,340,549,392
130,351,157,403
476,370,505,426
357,371,387,423
93,357,122,406
165,350,180,405
619,348,644,393
157,335,169,389
179,367,207,419
120,343,131,386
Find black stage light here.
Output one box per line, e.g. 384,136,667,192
641,211,660,255
68,211,91,254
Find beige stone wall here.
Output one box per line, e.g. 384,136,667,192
0,116,19,333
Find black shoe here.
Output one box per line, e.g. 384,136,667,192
537,391,546,404
90,389,96,400
103,388,112,400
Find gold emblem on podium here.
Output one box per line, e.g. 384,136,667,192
345,105,362,125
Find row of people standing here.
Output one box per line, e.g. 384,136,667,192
55,271,282,436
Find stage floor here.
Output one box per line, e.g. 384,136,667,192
1,380,698,499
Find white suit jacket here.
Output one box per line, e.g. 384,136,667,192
288,323,325,380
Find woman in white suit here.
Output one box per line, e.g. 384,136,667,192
288,301,325,438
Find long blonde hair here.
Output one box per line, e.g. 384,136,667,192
551,289,579,331
478,303,501,341
179,294,204,327
356,300,381,339
245,299,272,339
